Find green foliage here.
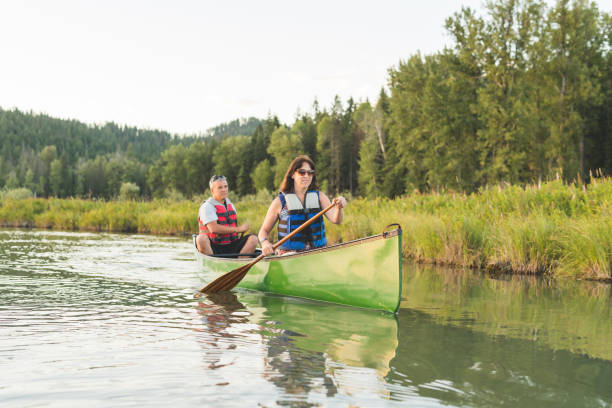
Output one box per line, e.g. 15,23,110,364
315,96,347,194
0,188,34,204
49,158,65,197
184,142,213,196
0,109,262,199
213,136,252,194
384,0,610,194
557,215,612,278
163,188,186,202
77,153,147,199
267,127,303,187
160,144,189,194
204,117,264,139
252,160,274,192
119,182,140,201
4,171,19,189
293,115,318,161
355,102,380,198
147,139,216,198
355,96,389,198
0,109,175,165
329,177,612,279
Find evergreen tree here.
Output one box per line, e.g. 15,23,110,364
49,159,64,197
213,136,251,195
267,127,303,188
541,0,607,180
39,145,57,196
386,54,430,195
293,115,318,162
185,141,215,196
355,101,380,197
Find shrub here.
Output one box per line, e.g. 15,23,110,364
0,188,34,203
119,182,140,201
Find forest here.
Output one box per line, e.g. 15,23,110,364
1,0,610,200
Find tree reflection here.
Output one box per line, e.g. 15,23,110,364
386,309,612,407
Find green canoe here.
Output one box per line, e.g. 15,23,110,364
193,225,402,313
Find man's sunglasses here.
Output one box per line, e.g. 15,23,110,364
209,175,226,184
296,169,315,176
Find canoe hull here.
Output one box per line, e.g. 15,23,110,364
194,228,402,313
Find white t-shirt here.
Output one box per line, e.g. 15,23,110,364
198,197,237,228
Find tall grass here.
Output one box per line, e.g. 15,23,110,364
1,178,610,279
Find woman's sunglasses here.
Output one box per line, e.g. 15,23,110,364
296,169,315,176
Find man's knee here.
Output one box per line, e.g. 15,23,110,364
196,234,212,254
243,234,258,251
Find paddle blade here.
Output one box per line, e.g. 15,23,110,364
197,263,252,294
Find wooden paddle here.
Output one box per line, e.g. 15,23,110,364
195,200,338,296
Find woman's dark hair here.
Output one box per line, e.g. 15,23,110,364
279,155,318,193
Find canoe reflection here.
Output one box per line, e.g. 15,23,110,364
247,294,398,374
197,291,399,400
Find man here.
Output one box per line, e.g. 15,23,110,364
196,175,258,256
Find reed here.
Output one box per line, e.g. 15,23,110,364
556,216,612,279
0,177,610,279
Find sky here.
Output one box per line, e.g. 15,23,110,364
1,0,610,135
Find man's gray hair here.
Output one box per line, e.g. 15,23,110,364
209,175,227,189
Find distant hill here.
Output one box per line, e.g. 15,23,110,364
204,117,264,140
0,107,264,165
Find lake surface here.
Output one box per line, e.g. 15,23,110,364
1,229,611,407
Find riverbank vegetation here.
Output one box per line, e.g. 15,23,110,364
1,177,610,280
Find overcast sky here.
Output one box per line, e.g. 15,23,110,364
1,0,610,135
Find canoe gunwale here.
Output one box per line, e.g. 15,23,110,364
198,227,401,264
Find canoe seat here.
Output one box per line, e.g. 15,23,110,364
208,249,262,259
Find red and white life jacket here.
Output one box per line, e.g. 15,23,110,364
198,201,238,245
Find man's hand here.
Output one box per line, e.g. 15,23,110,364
237,223,250,233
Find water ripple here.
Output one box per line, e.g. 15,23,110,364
2,229,611,407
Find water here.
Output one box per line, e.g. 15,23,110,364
1,229,611,407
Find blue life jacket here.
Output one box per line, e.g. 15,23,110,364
278,191,327,251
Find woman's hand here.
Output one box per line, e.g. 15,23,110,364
333,196,347,209
261,239,275,256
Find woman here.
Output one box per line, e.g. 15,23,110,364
258,155,347,256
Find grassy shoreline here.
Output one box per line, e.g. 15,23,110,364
1,178,610,280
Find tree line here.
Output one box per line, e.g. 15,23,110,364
0,108,262,198
1,0,609,200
